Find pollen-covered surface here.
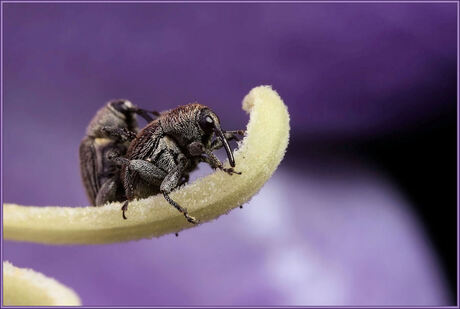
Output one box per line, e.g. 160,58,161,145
3,261,82,306
3,86,290,244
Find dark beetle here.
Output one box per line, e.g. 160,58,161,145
110,103,244,223
79,99,158,206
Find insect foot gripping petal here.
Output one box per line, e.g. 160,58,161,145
4,86,290,244
121,201,129,220
162,192,199,224
186,214,199,224
221,167,242,175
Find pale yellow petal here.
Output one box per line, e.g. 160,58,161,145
3,86,290,244
3,261,81,306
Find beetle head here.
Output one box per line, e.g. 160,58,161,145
109,99,154,123
109,100,135,115
198,108,235,167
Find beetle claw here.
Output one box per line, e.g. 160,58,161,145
185,214,199,224
121,201,129,220
222,167,242,175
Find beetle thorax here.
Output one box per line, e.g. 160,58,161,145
159,104,204,146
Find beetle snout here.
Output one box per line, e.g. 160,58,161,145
214,126,235,167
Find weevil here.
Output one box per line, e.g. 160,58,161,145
79,99,158,206
109,103,245,223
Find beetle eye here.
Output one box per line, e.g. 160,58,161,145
199,115,214,133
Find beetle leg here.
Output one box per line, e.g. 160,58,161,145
162,193,198,224
127,160,167,183
160,155,198,224
126,107,160,123
106,149,129,166
121,201,129,220
225,130,246,140
199,151,241,175
221,167,242,175
199,153,217,167
99,126,136,142
210,130,245,151
188,142,240,174
121,173,135,220
118,159,166,219
95,177,124,206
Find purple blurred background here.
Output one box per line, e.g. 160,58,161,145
2,2,457,306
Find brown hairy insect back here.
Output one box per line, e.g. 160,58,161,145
159,103,206,143
126,103,204,160
164,103,203,122
126,121,163,160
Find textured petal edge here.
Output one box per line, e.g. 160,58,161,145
3,261,82,306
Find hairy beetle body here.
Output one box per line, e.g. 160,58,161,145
79,100,156,206
113,103,244,223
